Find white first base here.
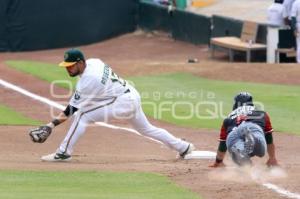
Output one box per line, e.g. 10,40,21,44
184,150,216,160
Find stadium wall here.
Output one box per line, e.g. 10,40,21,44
0,0,138,51
138,2,211,45
138,2,268,46
0,0,268,52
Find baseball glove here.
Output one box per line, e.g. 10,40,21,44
29,126,52,143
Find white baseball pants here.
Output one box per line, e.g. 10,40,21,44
57,85,190,155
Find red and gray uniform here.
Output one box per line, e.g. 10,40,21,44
220,106,273,142
217,105,274,156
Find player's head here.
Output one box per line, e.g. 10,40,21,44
274,0,283,4
59,49,85,77
233,92,254,110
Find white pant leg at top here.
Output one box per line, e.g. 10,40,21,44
58,85,189,155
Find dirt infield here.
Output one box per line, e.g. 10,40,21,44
0,31,300,199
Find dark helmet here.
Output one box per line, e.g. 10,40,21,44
233,92,254,110
275,0,284,4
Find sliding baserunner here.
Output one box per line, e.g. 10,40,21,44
210,92,279,167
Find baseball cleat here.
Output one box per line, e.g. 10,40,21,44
41,152,72,162
179,143,195,159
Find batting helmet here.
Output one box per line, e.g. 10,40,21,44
233,92,254,110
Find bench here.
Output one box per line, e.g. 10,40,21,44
210,21,267,62
275,48,296,63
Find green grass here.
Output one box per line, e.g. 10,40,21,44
0,171,200,199
0,104,41,125
6,60,300,134
129,73,300,134
5,60,77,89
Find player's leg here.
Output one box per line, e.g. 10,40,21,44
226,125,251,166
240,123,255,157
129,105,191,155
41,112,89,161
42,100,115,161
57,101,118,155
56,112,89,156
226,127,243,154
126,86,192,156
251,134,266,157
245,123,266,158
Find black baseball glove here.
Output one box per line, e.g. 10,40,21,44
29,126,52,143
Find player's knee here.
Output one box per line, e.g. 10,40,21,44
256,149,266,157
252,145,266,157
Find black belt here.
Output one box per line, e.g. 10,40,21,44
124,89,130,94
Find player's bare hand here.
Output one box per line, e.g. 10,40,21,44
266,158,279,168
209,161,226,168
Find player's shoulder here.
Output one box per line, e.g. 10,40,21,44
251,109,270,119
84,58,106,73
249,107,265,114
86,58,105,66
223,117,231,124
76,75,96,89
252,107,267,113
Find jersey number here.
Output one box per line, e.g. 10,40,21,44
111,71,126,87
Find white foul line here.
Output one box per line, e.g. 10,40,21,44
262,183,300,199
1,78,300,199
0,79,65,111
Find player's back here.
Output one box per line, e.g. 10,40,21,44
81,58,128,97
70,59,129,110
224,106,269,134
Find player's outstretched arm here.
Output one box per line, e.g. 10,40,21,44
29,105,78,143
265,133,279,167
266,142,279,167
209,141,227,168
